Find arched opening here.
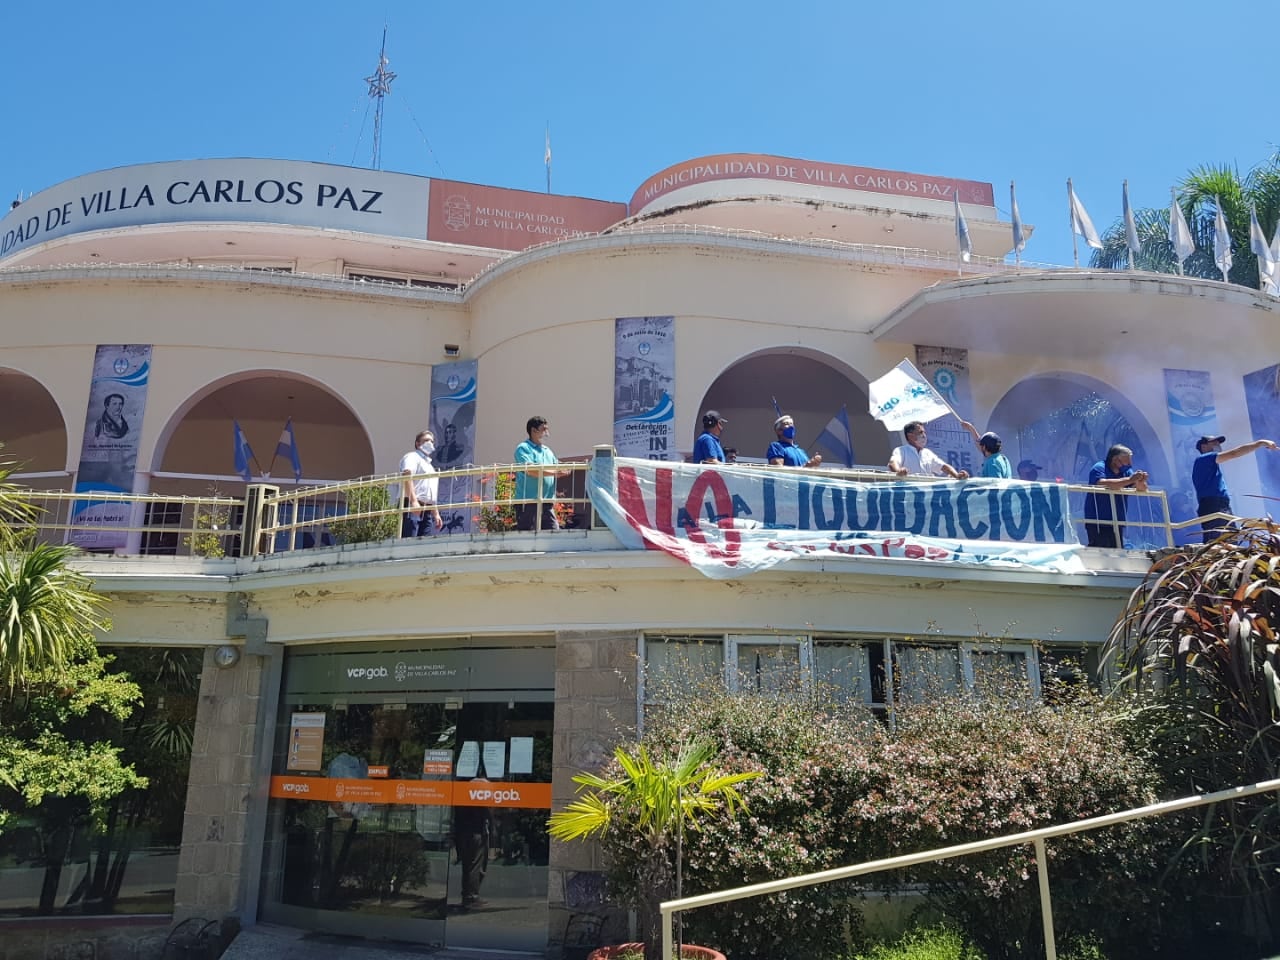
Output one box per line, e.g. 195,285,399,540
150,372,374,496
695,350,884,467
990,372,1170,547
0,369,69,489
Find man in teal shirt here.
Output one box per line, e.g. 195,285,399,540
514,415,567,531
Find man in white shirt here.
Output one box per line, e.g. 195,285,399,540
400,430,443,537
888,421,969,479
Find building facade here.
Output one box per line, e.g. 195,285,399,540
2,152,1279,957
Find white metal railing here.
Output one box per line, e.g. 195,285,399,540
660,777,1280,960
16,456,1203,559
254,461,595,554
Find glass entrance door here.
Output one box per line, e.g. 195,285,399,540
259,644,554,953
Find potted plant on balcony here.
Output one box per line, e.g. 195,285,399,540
548,739,761,960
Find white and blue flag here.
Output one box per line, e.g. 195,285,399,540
275,417,303,482
868,359,952,431
814,404,855,468
1214,196,1233,280
955,191,972,263
233,420,256,483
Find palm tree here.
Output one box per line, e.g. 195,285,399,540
0,446,109,687
1090,155,1280,287
548,740,761,960
0,545,110,689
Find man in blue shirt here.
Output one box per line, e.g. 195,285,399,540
1083,444,1148,548
766,415,823,468
693,411,728,463
514,416,568,531
1192,434,1277,542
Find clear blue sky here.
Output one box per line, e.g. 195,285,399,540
2,0,1273,269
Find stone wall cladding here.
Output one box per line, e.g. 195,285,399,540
548,631,637,959
171,647,262,927
0,917,168,960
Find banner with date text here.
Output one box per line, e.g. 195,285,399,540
588,457,1083,579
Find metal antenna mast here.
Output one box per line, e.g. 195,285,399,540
364,27,397,170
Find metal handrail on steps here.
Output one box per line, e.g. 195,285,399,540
659,777,1280,960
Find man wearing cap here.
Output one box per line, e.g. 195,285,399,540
766,415,823,468
694,411,728,464
1192,434,1278,542
959,420,1011,478
889,421,968,479
1017,459,1043,482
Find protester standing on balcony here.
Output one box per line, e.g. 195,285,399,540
693,411,728,464
1017,459,1043,481
958,420,1011,479
514,416,568,531
766,414,823,468
1192,434,1278,542
888,421,968,479
1083,444,1148,548
399,430,444,538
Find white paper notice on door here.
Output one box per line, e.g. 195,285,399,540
456,741,480,778
482,740,506,778
509,737,534,774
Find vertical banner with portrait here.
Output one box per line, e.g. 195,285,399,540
614,316,675,459
429,359,478,534
913,346,973,476
1164,369,1220,544
1244,363,1280,503
71,345,152,550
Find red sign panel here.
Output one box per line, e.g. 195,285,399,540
427,179,626,252
630,153,995,212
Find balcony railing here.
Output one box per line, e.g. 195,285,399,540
13,455,1199,560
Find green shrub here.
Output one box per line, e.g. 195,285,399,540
850,924,984,960
330,483,398,544
625,674,1189,960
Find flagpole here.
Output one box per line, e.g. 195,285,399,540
1067,179,1080,268
1011,181,1021,269
545,124,551,195
1124,181,1134,271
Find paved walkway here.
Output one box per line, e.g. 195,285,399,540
221,925,542,960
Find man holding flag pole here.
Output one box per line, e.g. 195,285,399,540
869,359,968,479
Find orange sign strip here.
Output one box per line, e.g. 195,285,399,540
269,776,552,809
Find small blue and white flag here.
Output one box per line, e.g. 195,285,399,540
1123,180,1141,263
275,417,303,482
1249,205,1275,291
1269,225,1280,296
868,359,952,431
233,420,255,483
1169,192,1195,268
1214,196,1233,281
815,404,855,468
1068,181,1103,249
955,191,972,263
1010,182,1026,255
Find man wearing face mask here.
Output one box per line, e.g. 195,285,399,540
399,430,443,538
766,415,823,468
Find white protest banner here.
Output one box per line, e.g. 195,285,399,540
588,457,1083,581
868,359,953,430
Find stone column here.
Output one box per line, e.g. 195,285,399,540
172,646,263,925
548,630,638,958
